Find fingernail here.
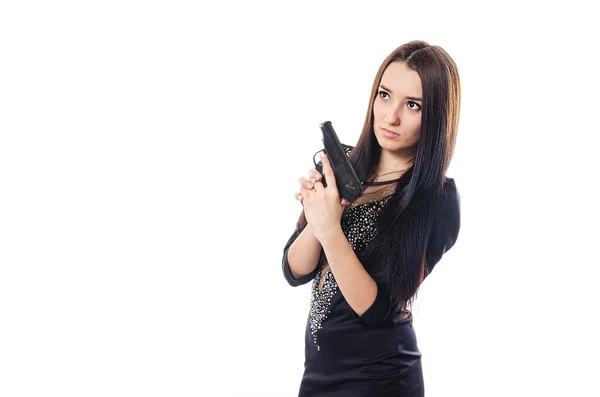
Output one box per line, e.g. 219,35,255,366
306,183,313,188
341,199,349,205
296,194,302,200
320,152,325,159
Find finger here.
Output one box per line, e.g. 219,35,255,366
299,186,311,198
298,176,314,190
309,169,322,183
311,180,324,193
341,198,349,205
319,152,336,188
295,192,303,202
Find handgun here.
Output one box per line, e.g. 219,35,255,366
313,121,363,203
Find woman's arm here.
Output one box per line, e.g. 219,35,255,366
319,227,378,317
298,153,381,317
286,226,322,279
282,167,328,286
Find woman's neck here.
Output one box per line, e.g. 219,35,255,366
374,148,415,176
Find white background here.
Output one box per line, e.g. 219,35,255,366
1,1,599,396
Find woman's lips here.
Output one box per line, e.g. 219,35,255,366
382,128,399,138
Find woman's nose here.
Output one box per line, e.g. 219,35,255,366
385,104,401,126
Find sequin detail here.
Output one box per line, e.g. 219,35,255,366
309,260,336,351
308,195,392,350
341,196,391,253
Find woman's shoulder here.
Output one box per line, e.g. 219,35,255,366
442,177,459,202
438,177,460,220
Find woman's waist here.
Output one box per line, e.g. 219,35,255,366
306,314,421,359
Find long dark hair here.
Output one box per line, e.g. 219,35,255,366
297,40,461,312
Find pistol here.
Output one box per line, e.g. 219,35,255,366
313,121,363,203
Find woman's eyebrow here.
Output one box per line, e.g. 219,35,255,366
379,84,422,102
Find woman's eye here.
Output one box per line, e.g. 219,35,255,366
407,101,421,110
378,90,390,100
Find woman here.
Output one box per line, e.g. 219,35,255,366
281,40,461,396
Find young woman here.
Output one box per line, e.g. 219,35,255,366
281,40,461,396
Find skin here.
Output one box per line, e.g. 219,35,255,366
290,61,424,316
372,61,423,174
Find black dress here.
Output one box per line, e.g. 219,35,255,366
282,179,461,397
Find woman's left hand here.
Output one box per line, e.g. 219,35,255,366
299,152,349,244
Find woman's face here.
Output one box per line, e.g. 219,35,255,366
372,61,423,156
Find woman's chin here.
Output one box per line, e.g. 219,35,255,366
376,138,401,152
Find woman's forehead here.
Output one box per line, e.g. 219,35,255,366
380,62,422,97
